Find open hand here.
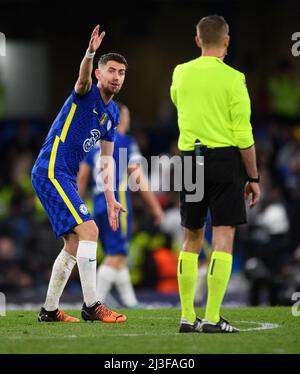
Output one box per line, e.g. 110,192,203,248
88,25,105,53
107,200,127,231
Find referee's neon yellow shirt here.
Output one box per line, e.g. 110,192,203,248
170,56,254,151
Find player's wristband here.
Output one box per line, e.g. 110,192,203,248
247,176,260,183
85,49,96,59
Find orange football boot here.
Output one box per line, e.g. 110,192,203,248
38,307,80,322
81,301,127,323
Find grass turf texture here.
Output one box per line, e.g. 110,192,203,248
0,307,299,354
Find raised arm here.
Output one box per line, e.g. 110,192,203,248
74,25,105,95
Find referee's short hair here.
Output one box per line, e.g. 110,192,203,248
196,15,229,47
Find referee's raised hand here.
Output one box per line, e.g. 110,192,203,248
245,181,261,208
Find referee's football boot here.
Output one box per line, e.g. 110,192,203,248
201,316,239,333
81,301,127,323
179,317,202,333
38,307,80,322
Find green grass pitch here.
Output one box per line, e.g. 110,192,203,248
0,307,299,354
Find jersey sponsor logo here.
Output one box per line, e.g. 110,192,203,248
100,113,107,125
83,129,101,152
107,120,112,131
92,108,99,115
79,204,89,215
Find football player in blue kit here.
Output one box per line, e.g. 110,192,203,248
78,103,163,307
31,25,127,323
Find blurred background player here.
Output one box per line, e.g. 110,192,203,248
31,25,127,323
78,103,164,307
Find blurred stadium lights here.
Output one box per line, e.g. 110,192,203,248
1,41,49,118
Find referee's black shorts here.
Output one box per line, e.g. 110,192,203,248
180,146,247,230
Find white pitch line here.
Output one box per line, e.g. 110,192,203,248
5,320,280,340
235,320,280,332
7,333,179,339
134,316,174,320
135,316,281,331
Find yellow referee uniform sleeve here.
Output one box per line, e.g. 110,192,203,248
230,73,254,149
170,67,178,107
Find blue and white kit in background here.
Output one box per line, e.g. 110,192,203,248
83,132,142,255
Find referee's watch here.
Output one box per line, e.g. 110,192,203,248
247,176,260,183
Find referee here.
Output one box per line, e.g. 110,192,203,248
170,15,260,333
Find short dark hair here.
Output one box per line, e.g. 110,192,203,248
98,53,128,69
196,15,229,47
